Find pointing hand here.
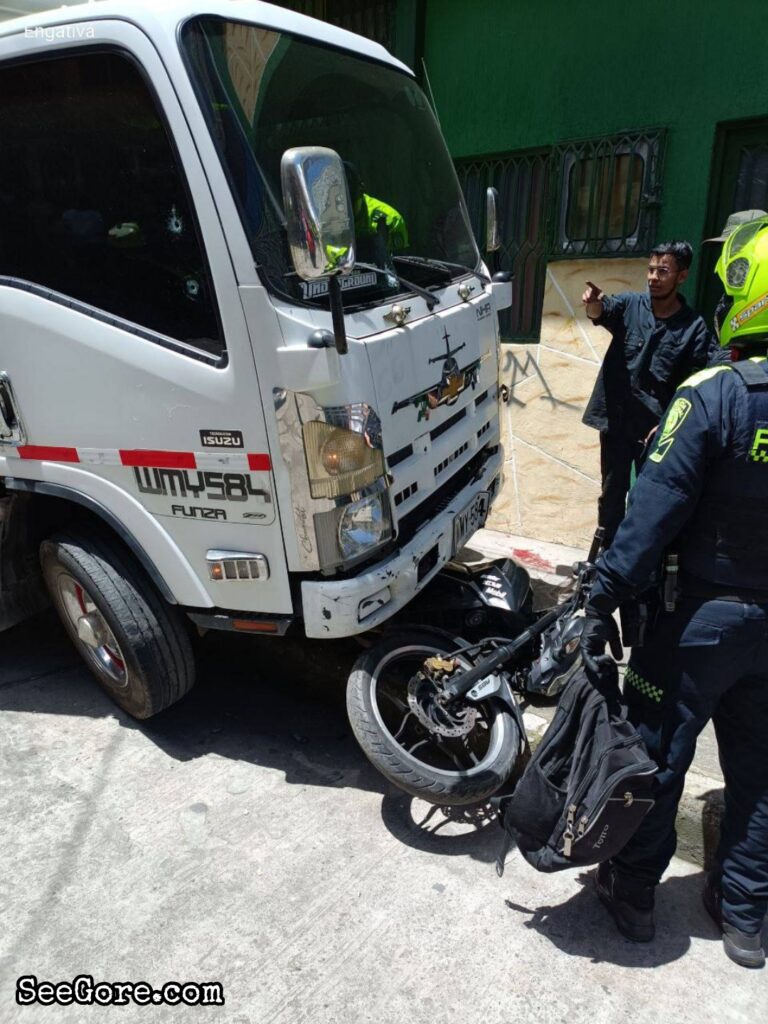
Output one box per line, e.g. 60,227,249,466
582,281,603,305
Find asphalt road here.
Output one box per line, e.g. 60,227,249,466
1,612,765,1023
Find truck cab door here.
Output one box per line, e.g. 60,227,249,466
0,19,291,615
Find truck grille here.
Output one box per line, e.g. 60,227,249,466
394,481,418,507
395,444,499,547
434,441,469,477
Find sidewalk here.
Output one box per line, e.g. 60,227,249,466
472,528,725,871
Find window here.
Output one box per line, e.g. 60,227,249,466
554,130,665,257
457,130,665,342
0,50,223,357
457,150,550,342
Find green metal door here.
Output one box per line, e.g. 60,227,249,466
698,120,768,325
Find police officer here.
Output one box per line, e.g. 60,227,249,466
581,215,768,969
343,162,409,255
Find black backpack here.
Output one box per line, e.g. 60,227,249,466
496,663,657,875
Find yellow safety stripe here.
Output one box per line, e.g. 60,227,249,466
679,365,731,390
681,355,767,391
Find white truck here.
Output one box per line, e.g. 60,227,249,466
0,0,510,718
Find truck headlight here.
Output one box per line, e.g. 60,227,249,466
338,492,389,560
314,486,392,569
303,405,384,498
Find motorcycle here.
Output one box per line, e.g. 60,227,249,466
346,531,604,806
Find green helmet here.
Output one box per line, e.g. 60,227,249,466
714,214,768,348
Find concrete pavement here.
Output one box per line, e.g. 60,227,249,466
1,606,765,1024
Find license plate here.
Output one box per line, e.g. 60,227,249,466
452,491,490,555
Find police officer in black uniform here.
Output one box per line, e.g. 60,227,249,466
581,216,768,969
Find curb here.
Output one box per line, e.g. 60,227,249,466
474,528,725,870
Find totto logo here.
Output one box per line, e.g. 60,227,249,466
593,824,610,849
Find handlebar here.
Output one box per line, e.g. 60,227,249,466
441,603,564,700
440,536,603,702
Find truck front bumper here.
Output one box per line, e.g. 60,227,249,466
301,447,503,638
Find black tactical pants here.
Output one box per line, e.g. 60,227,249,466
612,596,768,935
598,429,649,547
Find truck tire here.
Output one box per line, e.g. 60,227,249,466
347,630,521,805
40,531,195,719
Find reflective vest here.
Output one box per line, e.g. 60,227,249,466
680,358,768,590
357,194,409,251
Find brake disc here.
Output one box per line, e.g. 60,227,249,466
407,673,479,738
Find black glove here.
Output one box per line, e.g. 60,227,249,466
580,610,623,661
583,653,621,699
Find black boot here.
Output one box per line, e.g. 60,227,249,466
703,874,765,970
595,862,655,942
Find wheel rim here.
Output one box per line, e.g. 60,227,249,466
369,644,506,778
57,573,129,688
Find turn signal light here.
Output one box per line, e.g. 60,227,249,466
206,550,270,582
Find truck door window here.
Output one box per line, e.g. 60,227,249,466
0,50,223,358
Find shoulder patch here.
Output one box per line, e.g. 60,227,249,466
649,396,692,463
679,365,732,390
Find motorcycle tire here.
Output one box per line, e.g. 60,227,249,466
346,630,522,805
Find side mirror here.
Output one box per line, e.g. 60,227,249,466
281,147,356,280
491,269,513,312
486,186,501,253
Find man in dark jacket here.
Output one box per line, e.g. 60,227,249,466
580,216,768,969
582,241,712,546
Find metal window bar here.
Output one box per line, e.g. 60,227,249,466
456,149,551,342
553,129,666,258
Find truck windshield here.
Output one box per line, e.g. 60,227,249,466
182,17,479,310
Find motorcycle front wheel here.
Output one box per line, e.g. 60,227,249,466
346,630,522,805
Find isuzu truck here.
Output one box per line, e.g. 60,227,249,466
0,0,510,717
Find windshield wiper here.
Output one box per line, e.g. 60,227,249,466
393,254,490,287
354,262,441,311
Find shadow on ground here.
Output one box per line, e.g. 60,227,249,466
0,609,394,797
504,869,716,968
1,610,533,866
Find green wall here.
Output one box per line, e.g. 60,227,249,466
423,0,768,280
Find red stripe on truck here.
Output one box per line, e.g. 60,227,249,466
247,453,272,471
119,450,197,470
18,445,80,462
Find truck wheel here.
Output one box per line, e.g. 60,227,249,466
40,531,195,719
